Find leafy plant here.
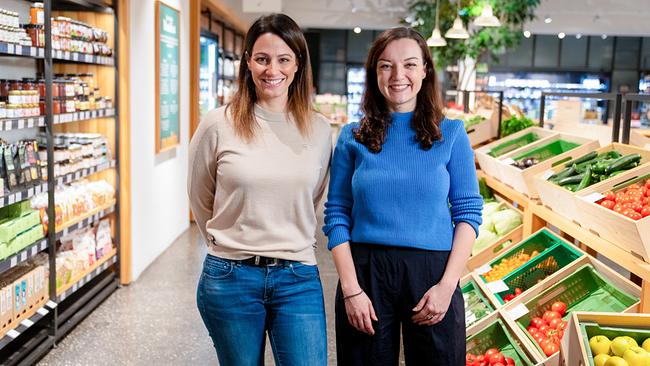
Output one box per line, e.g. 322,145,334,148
500,115,535,137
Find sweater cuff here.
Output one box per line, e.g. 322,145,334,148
456,220,480,238
327,226,351,250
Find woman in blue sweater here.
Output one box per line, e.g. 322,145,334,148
323,27,483,365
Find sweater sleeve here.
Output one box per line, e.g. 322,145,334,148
313,122,333,208
323,124,355,250
187,111,219,243
447,120,483,237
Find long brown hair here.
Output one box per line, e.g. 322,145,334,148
354,27,444,153
226,14,313,141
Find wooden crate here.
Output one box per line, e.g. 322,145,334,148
494,133,600,198
468,118,497,147
560,312,650,366
475,127,557,181
474,229,587,310
462,272,497,334
500,255,641,366
466,197,524,272
630,129,650,150
533,143,650,226
574,164,650,262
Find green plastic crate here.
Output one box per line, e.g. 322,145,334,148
480,229,565,283
463,278,494,327
580,322,650,366
514,139,581,164
514,264,639,356
488,133,540,158
493,242,584,304
467,318,535,366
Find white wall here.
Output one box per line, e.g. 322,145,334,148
129,0,191,280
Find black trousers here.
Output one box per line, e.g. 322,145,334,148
335,243,465,366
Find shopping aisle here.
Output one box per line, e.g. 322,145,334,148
37,223,340,365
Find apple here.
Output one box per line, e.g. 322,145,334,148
594,354,611,366
612,336,638,357
623,346,650,366
642,338,650,353
604,356,630,366
590,336,613,356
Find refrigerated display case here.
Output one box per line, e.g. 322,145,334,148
347,66,365,123
199,33,219,120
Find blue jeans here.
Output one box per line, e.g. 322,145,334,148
196,255,327,366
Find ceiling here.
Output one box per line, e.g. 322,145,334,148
222,0,650,36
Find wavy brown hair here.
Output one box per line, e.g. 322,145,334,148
226,14,313,141
354,27,444,153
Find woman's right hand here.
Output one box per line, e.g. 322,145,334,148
343,291,378,335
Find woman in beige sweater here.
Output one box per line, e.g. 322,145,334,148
187,14,331,366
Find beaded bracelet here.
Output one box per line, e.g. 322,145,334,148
343,289,364,301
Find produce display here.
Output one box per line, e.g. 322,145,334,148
463,280,493,328
474,201,522,256
488,132,540,158
466,319,534,366
466,348,515,366
483,250,539,282
548,150,642,192
500,115,534,137
596,177,650,221
511,140,580,170
588,335,650,366
524,301,568,356
464,115,487,130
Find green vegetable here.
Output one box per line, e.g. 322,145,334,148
604,154,642,175
464,115,486,130
564,151,598,168
575,165,592,191
549,164,577,182
500,115,535,137
492,209,523,236
478,178,493,201
557,174,585,186
609,170,628,177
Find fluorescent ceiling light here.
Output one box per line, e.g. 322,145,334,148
544,17,552,24
558,32,565,39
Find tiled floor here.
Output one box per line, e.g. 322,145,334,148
37,223,341,365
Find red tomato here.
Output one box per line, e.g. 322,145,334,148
514,287,523,295
641,206,650,218
628,211,643,220
643,197,650,205
632,201,644,213
540,340,560,356
600,200,615,209
504,357,515,365
530,317,544,328
527,326,538,334
533,333,546,344
551,301,567,316
645,180,650,190
549,317,564,330
604,191,615,201
489,353,505,365
542,311,562,324
491,363,505,366
484,348,499,360
613,203,625,213
538,325,550,334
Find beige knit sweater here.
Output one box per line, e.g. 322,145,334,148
187,105,332,265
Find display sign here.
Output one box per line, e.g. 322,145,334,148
155,1,180,153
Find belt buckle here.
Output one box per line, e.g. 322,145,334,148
268,258,280,266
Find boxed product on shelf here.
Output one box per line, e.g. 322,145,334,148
534,143,650,225
0,261,47,329
475,229,585,306
0,281,11,332
467,196,523,272
0,201,44,260
560,312,650,366
475,127,558,181
462,273,495,331
500,255,641,366
494,133,600,198
573,164,650,262
466,311,536,366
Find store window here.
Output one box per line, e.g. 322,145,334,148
506,36,533,68
560,37,587,69
614,37,641,70
320,30,346,62
588,36,614,69
534,35,560,68
319,62,346,94
347,30,373,64
641,38,650,70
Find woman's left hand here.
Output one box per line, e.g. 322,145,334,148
411,281,455,326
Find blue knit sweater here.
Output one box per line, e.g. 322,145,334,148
323,112,483,251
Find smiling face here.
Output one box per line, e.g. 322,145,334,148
246,32,299,109
375,38,427,112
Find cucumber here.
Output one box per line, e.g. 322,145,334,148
557,173,585,186
564,151,598,168
575,165,592,191
609,170,628,177
549,165,576,182
604,154,642,175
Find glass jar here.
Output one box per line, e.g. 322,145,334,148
65,98,75,113
0,79,9,101
6,105,15,119
30,3,44,25
14,103,23,118
10,80,22,91
0,102,5,119
8,90,20,106
105,97,112,109
37,79,45,98
22,78,35,91
39,99,45,115
64,80,74,98
52,98,61,114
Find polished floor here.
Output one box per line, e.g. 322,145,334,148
37,223,344,365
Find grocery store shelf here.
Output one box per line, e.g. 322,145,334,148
0,117,45,132
0,183,47,210
0,239,47,276
56,250,117,301
477,171,531,209
1,328,51,366
55,201,116,240
0,303,51,352
55,160,115,187
51,49,114,66
0,43,44,58
52,108,115,125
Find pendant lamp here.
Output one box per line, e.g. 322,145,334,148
427,0,447,47
474,4,501,27
445,0,470,39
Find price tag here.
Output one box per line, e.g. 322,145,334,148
581,192,605,203
5,120,11,130
486,280,509,294
30,47,36,57
64,51,70,59
46,300,57,309
56,50,62,59
501,158,516,165
16,45,22,54
54,115,60,124
20,251,26,262
6,329,20,339
10,256,17,267
8,194,15,205
37,308,49,316
38,48,44,57
542,169,555,180
73,53,78,61
508,303,529,320
75,171,81,180
8,44,14,54
21,319,34,328
85,54,91,63
27,118,34,128
475,264,492,275
18,119,24,129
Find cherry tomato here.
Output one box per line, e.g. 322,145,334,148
645,180,650,190
613,203,625,213
604,191,615,201
600,200,615,209
643,197,650,205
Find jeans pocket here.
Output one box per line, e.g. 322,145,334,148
289,263,319,279
202,255,234,280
